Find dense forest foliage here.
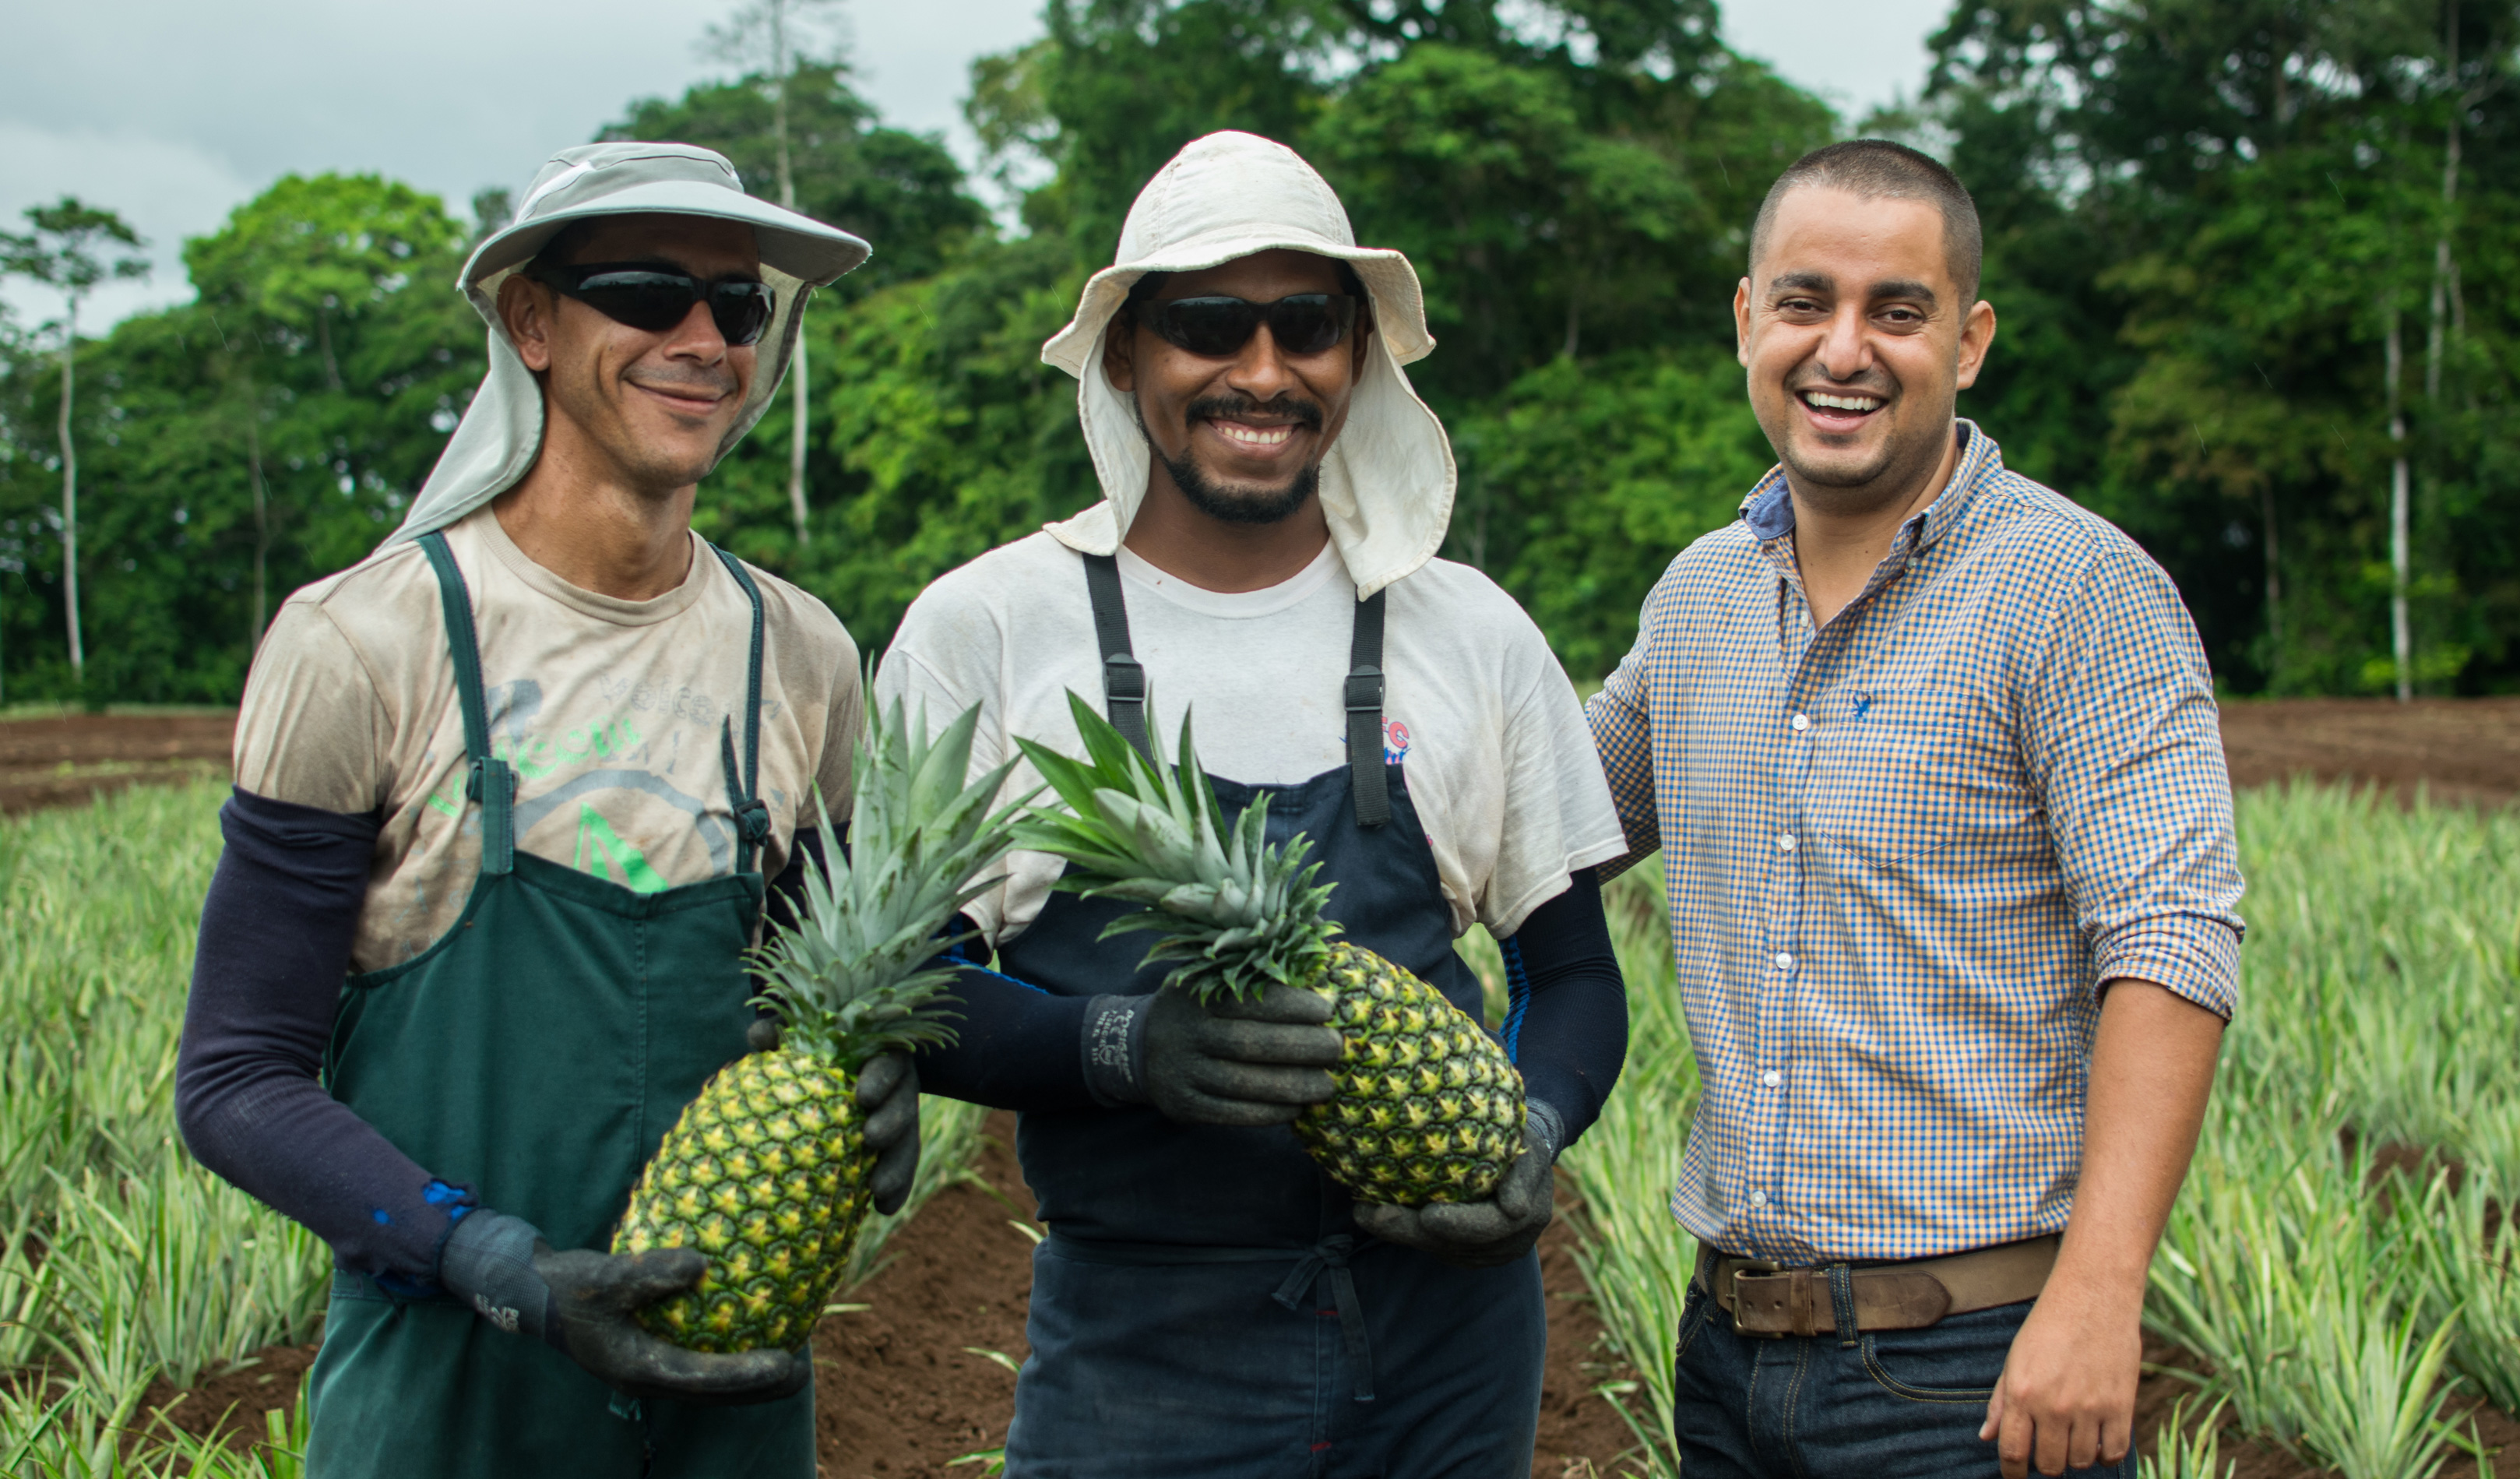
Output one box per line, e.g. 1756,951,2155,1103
0,0,2509,703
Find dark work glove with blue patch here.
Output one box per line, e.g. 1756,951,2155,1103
748,1017,920,1216
1351,1104,1564,1269
439,1209,808,1406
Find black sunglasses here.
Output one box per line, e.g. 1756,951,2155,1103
1139,294,1361,358
525,261,777,347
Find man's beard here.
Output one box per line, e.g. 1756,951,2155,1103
1145,395,1324,525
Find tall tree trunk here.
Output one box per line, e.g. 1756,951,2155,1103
317,304,343,393
246,370,270,643
58,297,83,686
774,0,811,551
2387,305,2412,703
2427,0,2461,404
2260,483,2282,665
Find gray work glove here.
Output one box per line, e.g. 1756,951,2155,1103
1353,1106,1564,1269
1082,984,1343,1125
439,1210,808,1406
748,1018,920,1216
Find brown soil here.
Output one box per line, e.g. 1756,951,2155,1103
0,711,234,815
2218,695,2520,808
14,698,2520,821
132,1114,1641,1477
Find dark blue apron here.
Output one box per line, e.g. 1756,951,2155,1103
998,554,1544,1478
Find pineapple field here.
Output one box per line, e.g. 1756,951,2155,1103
10,743,2520,1474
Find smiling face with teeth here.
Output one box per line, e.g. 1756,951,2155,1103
1103,249,1372,555
1734,186,1997,519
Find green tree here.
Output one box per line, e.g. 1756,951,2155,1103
2,199,149,688
1923,0,2517,694
603,58,988,556
0,176,478,703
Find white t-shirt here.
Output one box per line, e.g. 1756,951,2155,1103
234,506,862,971
875,531,1624,946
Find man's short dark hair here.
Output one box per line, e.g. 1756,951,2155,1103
1748,140,1983,303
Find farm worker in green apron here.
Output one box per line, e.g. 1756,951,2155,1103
176,143,913,1477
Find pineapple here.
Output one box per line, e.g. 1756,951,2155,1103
613,698,1028,1352
1013,694,1525,1206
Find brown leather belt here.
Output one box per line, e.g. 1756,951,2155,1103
1696,1234,2060,1338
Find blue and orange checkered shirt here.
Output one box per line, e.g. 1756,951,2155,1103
1586,422,2244,1262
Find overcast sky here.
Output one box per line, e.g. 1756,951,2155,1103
0,0,1951,331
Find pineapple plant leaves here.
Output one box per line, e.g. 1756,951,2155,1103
613,695,1033,1352
1012,692,1526,1207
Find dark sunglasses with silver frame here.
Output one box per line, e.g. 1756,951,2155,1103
522,260,778,347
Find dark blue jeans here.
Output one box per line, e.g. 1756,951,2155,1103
1671,1278,2135,1477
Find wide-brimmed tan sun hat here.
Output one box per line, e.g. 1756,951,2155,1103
1040,131,1454,599
389,143,871,545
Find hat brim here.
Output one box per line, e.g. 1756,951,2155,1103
462,180,871,290
1041,225,1433,376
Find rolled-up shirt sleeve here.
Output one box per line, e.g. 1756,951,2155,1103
2022,537,2245,1018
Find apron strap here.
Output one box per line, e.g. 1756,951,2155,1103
1079,551,1392,827
1082,553,1152,759
1345,590,1389,829
706,544,773,875
418,531,516,877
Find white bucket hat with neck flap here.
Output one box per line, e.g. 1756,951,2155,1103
1040,131,1455,599
385,141,871,547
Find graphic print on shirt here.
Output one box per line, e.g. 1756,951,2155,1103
485,678,739,881
1328,717,1416,767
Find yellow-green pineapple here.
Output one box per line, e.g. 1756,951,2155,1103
614,698,1026,1351
1014,695,1523,1206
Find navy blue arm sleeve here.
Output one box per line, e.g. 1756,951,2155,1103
912,914,1099,1112
176,789,467,1281
1497,869,1627,1148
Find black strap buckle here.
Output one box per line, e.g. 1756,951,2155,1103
1104,653,1147,705
1343,665,1384,713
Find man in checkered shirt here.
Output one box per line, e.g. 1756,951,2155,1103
1586,140,2244,1478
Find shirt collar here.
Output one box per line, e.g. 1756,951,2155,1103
1737,420,1999,549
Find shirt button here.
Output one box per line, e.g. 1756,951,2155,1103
1761,1069,1782,1087
1790,713,1810,732
1774,952,1794,971
1748,1189,1769,1208
1776,832,1797,854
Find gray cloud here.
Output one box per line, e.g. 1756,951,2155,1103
0,0,1936,332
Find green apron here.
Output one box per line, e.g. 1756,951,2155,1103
302,531,815,1478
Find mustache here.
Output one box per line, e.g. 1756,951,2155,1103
1188,394,1324,431
625,365,739,400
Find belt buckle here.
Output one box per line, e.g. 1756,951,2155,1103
1719,1257,1793,1340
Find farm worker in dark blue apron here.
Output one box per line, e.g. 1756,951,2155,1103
175,143,921,1477
876,131,1634,1477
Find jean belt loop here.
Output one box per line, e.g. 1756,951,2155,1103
1828,1262,1860,1346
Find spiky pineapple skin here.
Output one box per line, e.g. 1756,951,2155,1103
612,1048,871,1353
1293,941,1525,1206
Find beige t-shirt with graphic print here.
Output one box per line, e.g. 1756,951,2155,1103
234,505,861,973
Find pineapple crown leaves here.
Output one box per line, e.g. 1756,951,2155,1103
748,695,1039,1068
1008,691,1339,1003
